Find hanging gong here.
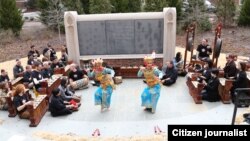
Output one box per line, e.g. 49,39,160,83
187,37,194,51
214,38,222,58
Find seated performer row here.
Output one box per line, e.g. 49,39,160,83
188,58,249,103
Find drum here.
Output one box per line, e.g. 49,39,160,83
71,78,89,90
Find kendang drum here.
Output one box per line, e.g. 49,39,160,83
71,78,89,90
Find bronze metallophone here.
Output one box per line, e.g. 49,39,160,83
186,74,204,104
41,74,62,98
27,95,48,127
218,78,234,104
53,65,70,76
5,91,48,127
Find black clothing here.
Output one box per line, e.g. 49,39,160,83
161,67,178,86
60,54,68,65
69,70,84,81
13,65,24,78
0,75,10,83
223,61,237,79
27,59,34,65
23,71,33,83
42,68,53,79
202,77,220,102
50,48,57,61
13,94,29,113
197,68,212,83
51,62,64,70
32,70,43,89
197,44,212,58
49,95,72,117
28,50,40,58
230,71,249,103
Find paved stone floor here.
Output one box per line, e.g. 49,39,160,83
1,77,247,140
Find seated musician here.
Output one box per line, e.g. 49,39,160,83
27,55,35,66
197,60,213,83
32,62,47,91
223,54,237,79
59,77,81,102
13,59,24,78
27,45,40,58
68,64,89,90
230,62,249,104
0,69,10,83
60,47,68,66
27,53,42,66
161,61,178,86
51,57,64,71
42,61,53,79
0,82,11,110
195,39,212,61
48,44,57,61
13,84,33,119
90,60,115,87
173,52,186,76
42,47,51,61
49,88,78,117
200,69,220,102
23,65,34,89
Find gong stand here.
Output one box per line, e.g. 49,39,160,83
212,22,222,68
183,23,196,70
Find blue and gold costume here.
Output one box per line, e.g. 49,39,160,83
89,58,115,110
137,56,162,113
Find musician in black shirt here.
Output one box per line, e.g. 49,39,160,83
196,39,212,61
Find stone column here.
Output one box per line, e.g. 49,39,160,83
64,11,80,65
163,8,176,67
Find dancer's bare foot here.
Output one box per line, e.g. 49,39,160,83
101,107,105,112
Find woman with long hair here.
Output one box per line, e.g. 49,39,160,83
13,84,33,119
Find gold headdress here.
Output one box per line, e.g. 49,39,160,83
92,58,103,67
144,56,154,65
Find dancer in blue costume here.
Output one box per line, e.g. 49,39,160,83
137,56,163,113
89,58,115,112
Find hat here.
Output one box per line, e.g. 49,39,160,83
92,58,103,67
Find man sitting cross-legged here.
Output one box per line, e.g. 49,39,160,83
68,64,89,90
49,88,79,117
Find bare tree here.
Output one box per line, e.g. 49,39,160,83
38,0,66,41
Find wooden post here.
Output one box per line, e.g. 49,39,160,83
212,22,222,67
190,23,196,63
183,23,196,70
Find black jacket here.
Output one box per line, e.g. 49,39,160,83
204,77,220,102
23,71,33,83
49,95,66,114
223,61,237,79
162,67,178,82
232,71,248,90
42,68,53,79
